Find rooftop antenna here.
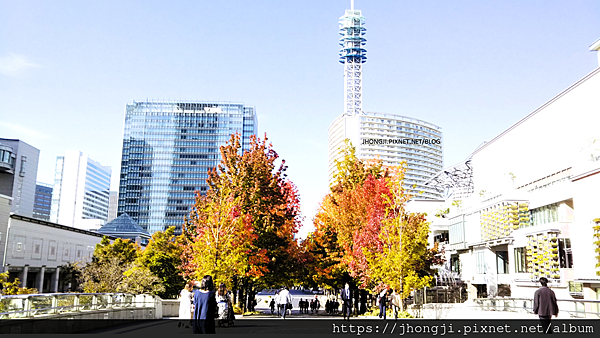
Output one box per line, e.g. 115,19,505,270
351,0,354,11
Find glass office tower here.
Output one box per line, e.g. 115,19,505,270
33,182,53,221
117,101,257,234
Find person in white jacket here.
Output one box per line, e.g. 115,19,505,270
274,290,281,316
178,282,193,327
278,286,293,319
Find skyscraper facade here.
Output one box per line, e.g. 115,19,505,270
50,151,111,230
117,100,257,234
328,2,444,200
33,182,53,221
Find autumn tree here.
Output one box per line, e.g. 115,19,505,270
120,260,165,295
308,140,389,289
181,183,257,287
347,174,392,289
137,226,185,299
80,237,163,294
93,237,138,265
309,139,441,313
365,166,439,311
181,133,302,311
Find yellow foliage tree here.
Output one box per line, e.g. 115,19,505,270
365,166,434,311
181,183,257,288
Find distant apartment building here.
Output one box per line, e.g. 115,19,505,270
50,150,111,231
33,182,53,221
0,138,40,218
118,100,257,234
328,112,444,199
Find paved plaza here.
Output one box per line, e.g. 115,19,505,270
86,303,547,334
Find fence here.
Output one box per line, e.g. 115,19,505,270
413,287,467,305
0,293,158,319
472,298,600,319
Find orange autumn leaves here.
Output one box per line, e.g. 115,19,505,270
308,139,439,297
180,133,302,288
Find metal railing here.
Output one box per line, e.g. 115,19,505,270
0,293,156,319
472,298,600,319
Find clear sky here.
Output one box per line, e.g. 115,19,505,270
1,0,599,238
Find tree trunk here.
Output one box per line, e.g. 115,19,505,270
240,279,247,312
399,281,404,312
232,275,238,305
247,287,253,312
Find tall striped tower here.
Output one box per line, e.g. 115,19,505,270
339,0,367,116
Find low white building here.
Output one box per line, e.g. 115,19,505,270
1,194,115,292
423,39,600,303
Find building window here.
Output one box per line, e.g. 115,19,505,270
559,238,573,268
476,251,485,274
19,156,27,177
530,203,559,226
496,251,509,274
514,247,528,273
449,217,465,245
450,254,460,274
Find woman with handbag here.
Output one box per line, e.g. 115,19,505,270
216,283,234,327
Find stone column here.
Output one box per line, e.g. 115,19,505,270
52,267,60,293
20,265,29,288
36,266,46,292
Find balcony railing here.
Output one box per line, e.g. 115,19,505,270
0,293,156,319
472,297,600,319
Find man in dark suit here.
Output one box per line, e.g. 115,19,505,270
340,283,352,320
533,277,559,334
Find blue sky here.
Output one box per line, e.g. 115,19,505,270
1,0,599,238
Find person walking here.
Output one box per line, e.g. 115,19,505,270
378,288,388,320
279,286,292,319
192,275,217,334
178,281,194,328
270,298,276,315
216,283,232,327
313,295,320,314
533,277,559,334
340,283,352,320
275,290,281,316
